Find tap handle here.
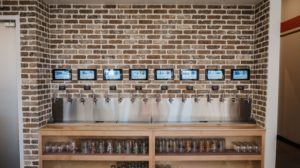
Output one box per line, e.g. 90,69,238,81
246,94,252,103
220,91,225,102
168,95,173,103
92,93,97,104
143,94,148,103
194,94,199,103
207,92,211,102
66,94,72,103
130,94,136,103
104,94,110,103
182,94,186,102
231,94,237,102
80,94,85,104
52,92,57,102
156,94,161,103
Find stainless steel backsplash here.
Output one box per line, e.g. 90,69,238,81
52,98,252,123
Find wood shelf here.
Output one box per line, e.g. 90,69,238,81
156,150,260,156
155,154,262,161
42,154,150,161
155,150,262,161
39,123,265,168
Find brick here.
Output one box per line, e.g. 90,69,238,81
139,9,152,14
147,15,160,19
124,10,138,14
147,5,161,8
162,5,176,8
169,10,181,14
178,5,191,8
193,5,207,9
103,5,116,8
177,35,191,39
208,5,221,9
95,9,108,14
154,10,167,14
139,20,152,24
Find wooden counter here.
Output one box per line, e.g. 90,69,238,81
39,123,265,168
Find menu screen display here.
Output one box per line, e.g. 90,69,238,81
103,69,123,80
52,69,72,80
180,69,199,80
155,69,174,80
78,69,97,80
231,69,250,80
129,69,148,80
206,69,225,80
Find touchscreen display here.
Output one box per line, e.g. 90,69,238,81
180,69,199,80
206,69,225,80
103,69,123,80
78,69,97,80
155,69,174,80
129,69,148,80
52,69,72,80
231,69,250,80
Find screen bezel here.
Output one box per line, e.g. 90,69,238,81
231,69,250,80
180,69,199,80
154,69,174,80
52,69,72,81
103,69,123,81
205,69,225,81
77,69,97,80
129,69,149,80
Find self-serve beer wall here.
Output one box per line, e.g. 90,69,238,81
0,0,270,167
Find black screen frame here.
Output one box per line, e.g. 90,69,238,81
231,69,250,80
205,69,225,81
154,69,174,80
77,69,97,80
103,69,123,81
180,69,199,80
52,69,72,81
129,69,149,80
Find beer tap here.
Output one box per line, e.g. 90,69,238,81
231,93,237,103
67,94,73,104
181,94,186,103
52,92,58,103
131,94,136,103
207,92,211,103
105,93,110,103
118,92,123,103
143,94,148,103
80,93,85,104
92,93,98,104
194,94,199,103
220,91,225,103
246,94,252,103
156,94,161,103
168,95,173,104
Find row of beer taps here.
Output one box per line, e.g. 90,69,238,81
52,91,252,104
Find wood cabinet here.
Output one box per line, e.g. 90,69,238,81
39,123,265,168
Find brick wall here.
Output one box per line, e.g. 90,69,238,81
0,0,51,167
49,4,256,100
252,0,270,127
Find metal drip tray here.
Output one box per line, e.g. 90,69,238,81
52,98,252,123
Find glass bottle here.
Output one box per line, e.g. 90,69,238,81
107,140,113,154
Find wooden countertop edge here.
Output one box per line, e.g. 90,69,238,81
39,123,264,132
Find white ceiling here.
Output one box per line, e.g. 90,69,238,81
45,0,262,5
